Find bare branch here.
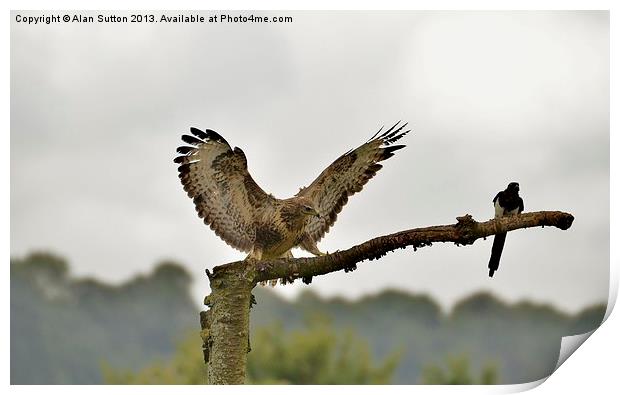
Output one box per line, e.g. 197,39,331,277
203,210,572,383
211,210,573,284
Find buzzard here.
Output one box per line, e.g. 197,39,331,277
174,122,410,262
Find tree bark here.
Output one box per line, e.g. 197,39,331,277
201,262,254,384
200,210,573,384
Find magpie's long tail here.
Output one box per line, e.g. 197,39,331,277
488,232,507,277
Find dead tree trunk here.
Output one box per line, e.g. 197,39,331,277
201,263,254,384
200,210,574,384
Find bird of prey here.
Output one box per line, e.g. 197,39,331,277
488,182,524,277
174,122,410,263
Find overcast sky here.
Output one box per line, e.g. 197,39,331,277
10,11,609,313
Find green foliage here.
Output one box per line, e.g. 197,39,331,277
420,355,499,385
104,317,401,385
103,331,207,384
247,317,401,384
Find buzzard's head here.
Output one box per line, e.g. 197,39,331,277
295,196,320,218
301,204,320,218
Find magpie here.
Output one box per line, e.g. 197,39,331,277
488,182,524,277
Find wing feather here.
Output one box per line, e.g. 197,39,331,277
297,121,410,244
175,128,274,252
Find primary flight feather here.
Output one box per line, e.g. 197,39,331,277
174,122,410,261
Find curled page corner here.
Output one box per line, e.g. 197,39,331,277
506,376,548,392
505,330,597,392
554,330,596,371
544,257,617,383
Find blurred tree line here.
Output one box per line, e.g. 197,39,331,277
11,252,606,385
103,316,498,385
104,318,401,384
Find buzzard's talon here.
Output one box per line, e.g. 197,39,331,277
244,256,259,264
344,263,357,273
249,294,257,308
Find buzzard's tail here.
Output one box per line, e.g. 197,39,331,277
488,232,507,277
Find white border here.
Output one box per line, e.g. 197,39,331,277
4,1,616,394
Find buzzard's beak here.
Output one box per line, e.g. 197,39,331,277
313,209,320,218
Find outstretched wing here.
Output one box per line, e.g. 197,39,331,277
174,128,275,252
297,121,410,244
